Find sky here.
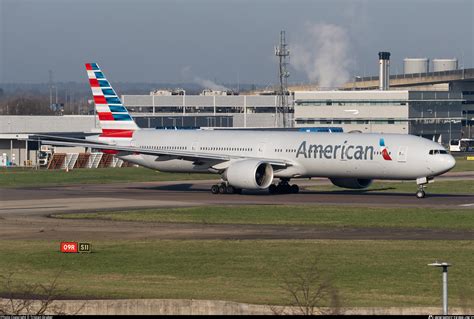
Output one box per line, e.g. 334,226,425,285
0,0,472,87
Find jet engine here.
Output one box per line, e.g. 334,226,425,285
224,160,273,190
329,178,373,189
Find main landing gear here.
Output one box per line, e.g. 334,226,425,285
268,179,299,194
211,182,242,195
415,177,432,199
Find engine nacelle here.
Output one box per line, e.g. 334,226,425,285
224,160,273,190
329,178,373,189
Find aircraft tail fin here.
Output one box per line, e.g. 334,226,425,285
85,63,139,139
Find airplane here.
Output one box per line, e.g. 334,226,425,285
40,63,456,198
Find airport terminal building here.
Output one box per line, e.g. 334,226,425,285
121,93,287,129
293,90,464,144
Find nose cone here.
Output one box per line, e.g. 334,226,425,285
435,155,456,175
445,155,456,171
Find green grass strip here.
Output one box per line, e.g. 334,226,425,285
53,204,474,230
451,156,474,172
0,167,215,188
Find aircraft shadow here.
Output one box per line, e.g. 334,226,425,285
301,189,470,198
127,184,471,198
128,183,209,192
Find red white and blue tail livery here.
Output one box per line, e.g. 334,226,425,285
85,63,139,141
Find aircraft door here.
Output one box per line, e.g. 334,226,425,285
257,142,266,156
397,146,407,162
191,142,199,151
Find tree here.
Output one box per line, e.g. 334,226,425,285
271,258,342,315
0,271,84,315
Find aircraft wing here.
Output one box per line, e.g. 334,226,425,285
36,139,291,167
30,134,104,144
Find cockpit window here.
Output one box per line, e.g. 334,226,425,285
429,149,448,155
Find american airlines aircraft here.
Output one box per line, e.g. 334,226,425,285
42,63,456,198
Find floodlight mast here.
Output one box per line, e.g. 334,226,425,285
428,262,451,315
275,30,290,128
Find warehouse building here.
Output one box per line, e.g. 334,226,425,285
0,115,99,167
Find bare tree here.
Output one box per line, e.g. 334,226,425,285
0,96,55,115
271,258,342,315
0,271,85,315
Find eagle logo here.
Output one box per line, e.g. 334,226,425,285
379,138,392,161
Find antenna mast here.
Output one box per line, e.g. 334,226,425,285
275,30,290,127
49,70,53,108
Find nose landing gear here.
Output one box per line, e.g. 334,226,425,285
415,177,432,198
416,187,426,199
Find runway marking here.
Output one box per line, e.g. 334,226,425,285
459,203,474,207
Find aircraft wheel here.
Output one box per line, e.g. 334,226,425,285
278,184,290,194
226,185,234,194
276,185,282,194
218,185,226,194
211,184,219,194
269,184,277,194
290,184,299,194
416,189,425,199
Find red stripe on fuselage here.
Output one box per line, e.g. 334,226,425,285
100,129,134,138
89,79,99,87
97,112,114,121
94,95,107,104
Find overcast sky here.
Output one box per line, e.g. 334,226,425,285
0,0,472,86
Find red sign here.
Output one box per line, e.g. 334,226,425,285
60,242,78,253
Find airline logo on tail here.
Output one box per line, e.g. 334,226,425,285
85,63,139,138
379,138,392,161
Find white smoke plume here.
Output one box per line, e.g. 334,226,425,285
193,76,228,91
181,66,228,91
292,23,352,88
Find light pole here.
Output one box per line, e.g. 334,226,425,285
428,262,451,315
354,76,361,90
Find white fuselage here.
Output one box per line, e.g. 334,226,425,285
117,130,455,181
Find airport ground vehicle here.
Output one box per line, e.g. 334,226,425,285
38,145,53,167
449,138,474,152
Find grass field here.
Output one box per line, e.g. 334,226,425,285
0,240,472,307
53,205,474,230
451,156,474,172
0,167,216,188
307,180,474,195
